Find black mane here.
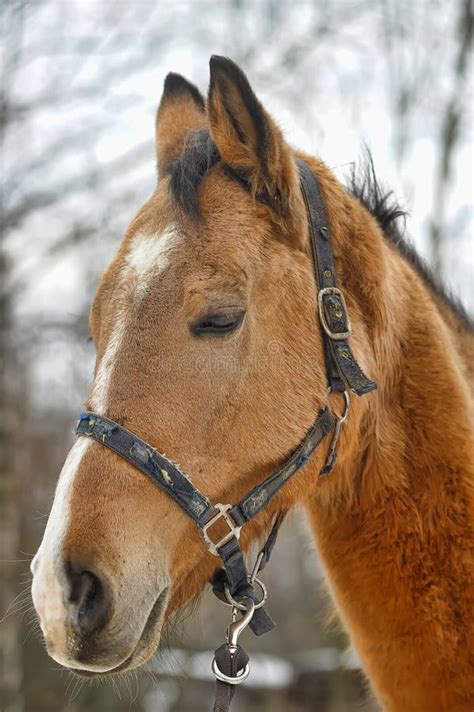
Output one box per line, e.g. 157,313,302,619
167,128,220,219
347,155,473,332
167,130,472,331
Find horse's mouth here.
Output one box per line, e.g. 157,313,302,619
70,586,170,678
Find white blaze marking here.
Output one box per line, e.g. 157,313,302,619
31,227,179,664
31,438,92,658
127,229,177,297
32,437,92,570
89,227,179,414
88,304,128,414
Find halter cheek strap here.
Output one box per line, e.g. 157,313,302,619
296,158,377,396
74,159,376,707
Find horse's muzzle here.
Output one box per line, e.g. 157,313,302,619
32,548,169,674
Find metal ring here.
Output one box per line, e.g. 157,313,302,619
223,576,268,611
212,657,250,686
327,389,350,423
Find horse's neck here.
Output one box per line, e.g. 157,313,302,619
305,201,474,711
328,189,473,501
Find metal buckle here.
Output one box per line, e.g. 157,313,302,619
200,503,241,556
318,287,352,340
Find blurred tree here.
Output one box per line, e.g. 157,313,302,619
1,4,27,711
430,0,473,277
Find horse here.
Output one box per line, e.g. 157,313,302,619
31,56,474,711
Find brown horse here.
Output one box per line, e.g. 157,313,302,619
31,56,474,711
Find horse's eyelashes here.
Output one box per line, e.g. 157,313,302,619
190,310,245,337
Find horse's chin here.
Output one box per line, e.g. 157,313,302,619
66,586,170,678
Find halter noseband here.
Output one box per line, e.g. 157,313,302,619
75,158,376,707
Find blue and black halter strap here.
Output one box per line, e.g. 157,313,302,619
75,158,376,677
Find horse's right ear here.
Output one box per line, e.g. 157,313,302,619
156,73,206,177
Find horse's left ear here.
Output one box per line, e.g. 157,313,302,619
208,55,303,230
156,73,206,176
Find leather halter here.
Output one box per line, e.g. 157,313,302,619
75,158,376,705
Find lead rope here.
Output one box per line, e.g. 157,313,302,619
211,514,286,711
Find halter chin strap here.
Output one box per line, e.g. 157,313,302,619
74,159,376,704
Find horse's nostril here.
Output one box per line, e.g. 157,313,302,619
66,566,112,636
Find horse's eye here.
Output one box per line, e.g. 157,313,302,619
191,310,245,337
